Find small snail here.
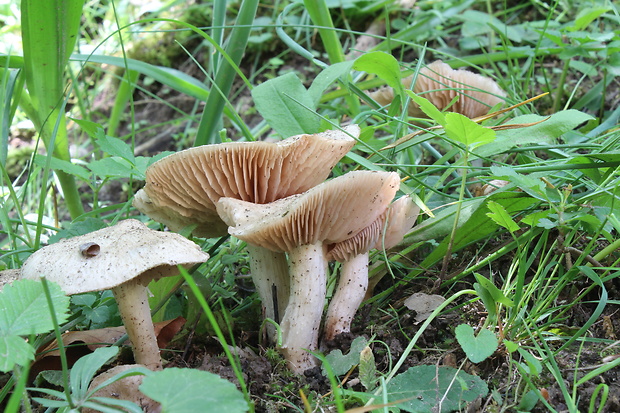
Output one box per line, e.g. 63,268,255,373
80,242,100,257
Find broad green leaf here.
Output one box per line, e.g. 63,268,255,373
568,7,610,32
455,324,498,363
323,336,368,376
445,112,496,148
33,155,91,181
387,365,488,413
476,110,594,157
486,200,520,233
0,279,69,336
0,336,34,372
354,51,404,100
140,368,249,413
308,60,355,106
406,91,446,125
88,157,140,180
96,136,135,162
252,72,319,137
474,273,514,307
0,279,70,372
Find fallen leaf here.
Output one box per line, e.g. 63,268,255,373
403,292,445,323
31,317,186,377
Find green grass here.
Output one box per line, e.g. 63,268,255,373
1,0,620,411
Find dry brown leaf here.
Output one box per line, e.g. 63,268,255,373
31,317,186,376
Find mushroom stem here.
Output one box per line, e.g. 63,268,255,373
246,244,290,343
112,279,163,371
279,242,328,373
324,252,369,341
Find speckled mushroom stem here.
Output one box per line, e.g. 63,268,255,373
112,279,163,371
246,244,290,344
279,242,328,374
324,252,369,341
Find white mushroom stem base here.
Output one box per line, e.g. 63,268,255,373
324,253,369,341
279,242,327,374
113,279,163,371
246,244,290,344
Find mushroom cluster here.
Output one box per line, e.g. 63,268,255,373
133,126,420,373
371,60,506,118
133,126,358,343
20,219,209,371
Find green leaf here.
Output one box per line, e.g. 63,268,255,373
0,336,34,372
95,136,135,162
354,51,404,100
0,279,69,336
568,7,610,32
486,200,520,233
88,157,140,180
0,279,70,372
72,54,209,102
33,154,91,181
358,346,377,391
140,368,249,413
474,273,514,307
474,282,497,323
387,365,488,412
252,72,319,137
517,348,542,377
455,324,498,363
406,91,446,125
308,61,355,106
323,336,368,376
71,347,120,399
490,166,548,201
477,110,594,157
444,112,496,148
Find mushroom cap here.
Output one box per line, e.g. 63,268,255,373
371,60,506,118
20,219,209,295
326,195,420,262
216,171,401,253
133,125,359,238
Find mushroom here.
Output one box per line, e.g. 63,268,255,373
20,219,209,371
323,195,420,341
370,60,506,118
216,170,401,373
133,126,358,343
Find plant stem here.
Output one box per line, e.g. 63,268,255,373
194,0,259,146
40,277,74,408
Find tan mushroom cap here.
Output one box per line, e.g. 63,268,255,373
371,60,506,119
20,219,209,295
133,125,359,238
0,269,21,291
217,170,401,252
326,195,420,262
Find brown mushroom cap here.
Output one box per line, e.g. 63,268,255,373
21,219,209,294
217,170,401,252
325,195,419,262
371,60,506,119
133,125,359,238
